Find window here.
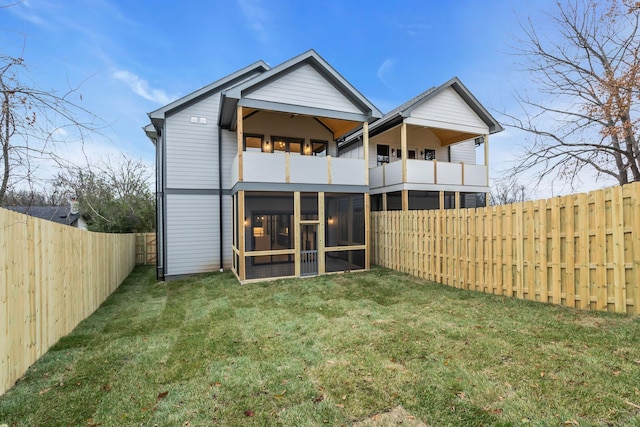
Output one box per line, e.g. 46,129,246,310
244,135,264,152
424,149,436,160
272,136,303,155
310,140,327,156
408,150,416,159
377,144,389,166
397,149,402,159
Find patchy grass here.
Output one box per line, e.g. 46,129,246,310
1,266,639,426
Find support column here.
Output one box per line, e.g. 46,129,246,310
484,134,490,207
365,193,370,270
401,122,407,183
238,190,246,281
439,191,444,210
318,192,325,274
382,193,388,211
455,191,460,210
294,192,301,277
363,121,370,185
402,189,409,211
237,106,244,182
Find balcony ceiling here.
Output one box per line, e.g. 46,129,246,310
371,122,480,147
242,107,361,139
430,128,478,146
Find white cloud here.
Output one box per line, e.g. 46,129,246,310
376,58,396,88
237,0,270,44
112,69,173,105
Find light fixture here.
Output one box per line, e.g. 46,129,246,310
328,216,334,224
244,217,248,226
391,148,396,156
420,150,424,157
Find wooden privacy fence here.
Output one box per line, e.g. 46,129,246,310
136,232,156,265
0,208,136,396
371,182,640,315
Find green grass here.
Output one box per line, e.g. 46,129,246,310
1,266,639,426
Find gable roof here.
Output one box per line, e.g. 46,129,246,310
219,49,382,129
6,205,79,226
376,77,502,135
146,60,270,136
340,77,502,149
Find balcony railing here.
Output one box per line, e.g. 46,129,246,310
233,152,367,186
370,159,488,189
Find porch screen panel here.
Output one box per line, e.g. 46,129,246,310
371,194,383,212
325,250,366,272
325,193,365,247
408,191,439,210
301,192,318,220
244,192,295,252
386,191,402,211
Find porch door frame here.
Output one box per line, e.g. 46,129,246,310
300,223,318,276
296,191,324,277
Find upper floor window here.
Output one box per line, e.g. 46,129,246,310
423,149,436,160
272,136,303,155
244,135,265,152
310,140,327,157
377,144,389,166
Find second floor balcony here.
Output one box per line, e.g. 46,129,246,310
369,159,488,192
232,151,368,187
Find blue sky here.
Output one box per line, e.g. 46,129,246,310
2,0,580,196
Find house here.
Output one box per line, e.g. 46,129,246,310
339,77,503,211
5,200,88,229
145,50,502,283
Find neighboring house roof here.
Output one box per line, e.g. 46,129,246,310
145,60,270,142
340,76,503,149
5,205,80,227
218,49,383,134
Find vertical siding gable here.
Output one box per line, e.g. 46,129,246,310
449,140,476,164
409,87,489,133
245,64,363,114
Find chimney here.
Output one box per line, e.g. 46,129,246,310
69,195,79,215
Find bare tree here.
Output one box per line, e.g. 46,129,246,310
53,155,155,233
504,0,640,189
0,52,102,205
490,181,528,205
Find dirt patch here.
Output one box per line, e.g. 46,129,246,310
353,406,427,426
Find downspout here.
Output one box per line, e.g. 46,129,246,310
218,125,224,272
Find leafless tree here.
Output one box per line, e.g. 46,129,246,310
490,181,528,205
503,0,640,189
53,155,155,233
0,52,103,205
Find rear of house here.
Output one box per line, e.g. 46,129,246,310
145,50,501,283
146,50,381,282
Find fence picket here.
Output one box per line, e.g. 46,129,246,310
1,208,136,396
370,183,640,316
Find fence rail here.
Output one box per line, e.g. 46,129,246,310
371,182,640,315
1,208,136,395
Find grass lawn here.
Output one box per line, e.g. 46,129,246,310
1,267,639,426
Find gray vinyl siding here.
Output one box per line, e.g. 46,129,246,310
165,194,219,276
222,194,233,268
339,143,363,160
245,64,362,114
221,130,238,190
165,92,221,190
449,140,476,164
